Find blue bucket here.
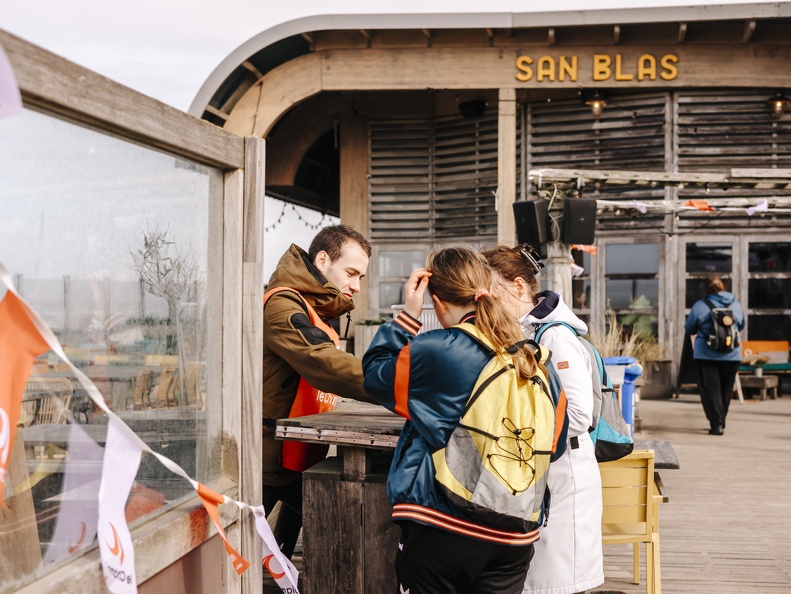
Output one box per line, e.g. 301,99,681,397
621,364,643,437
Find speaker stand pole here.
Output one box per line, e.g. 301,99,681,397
546,240,573,299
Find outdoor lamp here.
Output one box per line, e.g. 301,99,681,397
583,90,608,118
769,92,790,120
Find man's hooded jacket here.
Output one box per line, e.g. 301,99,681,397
263,244,373,485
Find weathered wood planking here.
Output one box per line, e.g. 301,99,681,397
0,438,41,582
239,136,265,591
600,395,791,593
0,30,244,169
340,115,371,321
228,44,791,136
221,168,244,592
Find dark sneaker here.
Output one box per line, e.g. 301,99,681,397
708,425,724,435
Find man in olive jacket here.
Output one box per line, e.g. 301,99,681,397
263,224,373,558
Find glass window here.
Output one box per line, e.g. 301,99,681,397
604,243,660,339
379,250,426,277
572,279,591,310
748,242,791,273
686,243,732,273
605,244,659,275
748,315,791,341
379,282,405,309
571,249,592,314
748,278,791,309
685,278,732,308
0,109,221,578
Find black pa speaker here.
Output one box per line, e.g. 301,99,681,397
513,199,548,255
561,199,597,245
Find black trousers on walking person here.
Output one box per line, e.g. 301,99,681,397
696,359,741,431
394,522,534,594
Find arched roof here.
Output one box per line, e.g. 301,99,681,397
189,3,791,123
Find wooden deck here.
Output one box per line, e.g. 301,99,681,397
267,393,791,593
596,393,791,593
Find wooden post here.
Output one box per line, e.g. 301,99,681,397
498,88,517,244
0,437,42,581
239,135,265,591
340,115,371,323
547,240,573,300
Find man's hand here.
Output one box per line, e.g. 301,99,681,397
404,268,431,320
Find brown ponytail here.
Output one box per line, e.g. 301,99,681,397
427,245,538,380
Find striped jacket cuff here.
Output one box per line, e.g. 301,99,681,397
394,311,422,336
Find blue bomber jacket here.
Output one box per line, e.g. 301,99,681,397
362,310,567,546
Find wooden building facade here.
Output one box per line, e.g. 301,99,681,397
192,7,791,380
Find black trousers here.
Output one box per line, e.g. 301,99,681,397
696,360,741,429
394,522,534,594
262,479,302,559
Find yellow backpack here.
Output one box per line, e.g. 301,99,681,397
432,323,563,532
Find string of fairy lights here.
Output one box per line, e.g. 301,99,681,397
265,201,335,232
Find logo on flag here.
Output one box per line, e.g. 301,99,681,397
107,522,125,565
68,522,88,554
263,554,286,579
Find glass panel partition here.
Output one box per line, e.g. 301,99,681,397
0,108,221,582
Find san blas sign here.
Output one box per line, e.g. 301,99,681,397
515,53,679,83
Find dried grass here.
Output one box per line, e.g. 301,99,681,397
588,312,666,368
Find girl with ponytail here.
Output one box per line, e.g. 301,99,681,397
483,244,605,594
362,244,559,594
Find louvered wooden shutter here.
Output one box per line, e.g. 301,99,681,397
527,93,667,201
369,119,432,241
677,91,791,172
676,90,791,201
369,111,511,242
432,112,500,238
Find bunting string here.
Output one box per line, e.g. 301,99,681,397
0,260,299,593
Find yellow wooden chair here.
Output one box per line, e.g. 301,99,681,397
600,449,662,594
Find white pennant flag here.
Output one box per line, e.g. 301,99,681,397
253,505,301,593
43,422,104,564
98,417,143,593
745,199,769,216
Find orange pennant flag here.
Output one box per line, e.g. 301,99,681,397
197,483,251,575
571,244,597,256
0,291,51,505
684,199,713,211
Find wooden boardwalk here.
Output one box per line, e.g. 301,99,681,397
597,393,791,593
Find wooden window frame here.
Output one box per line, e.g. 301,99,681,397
1,30,264,593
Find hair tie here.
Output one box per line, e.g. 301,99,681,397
474,289,490,302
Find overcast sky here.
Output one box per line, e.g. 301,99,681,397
0,0,763,111
0,0,768,279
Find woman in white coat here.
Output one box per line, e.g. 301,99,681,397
483,245,604,594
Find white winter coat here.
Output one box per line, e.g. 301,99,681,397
521,291,604,594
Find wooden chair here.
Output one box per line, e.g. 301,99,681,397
23,376,74,425
600,450,661,594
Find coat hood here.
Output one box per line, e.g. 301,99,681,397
705,291,736,307
523,290,588,335
266,243,354,320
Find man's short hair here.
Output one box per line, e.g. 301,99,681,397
308,224,372,263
